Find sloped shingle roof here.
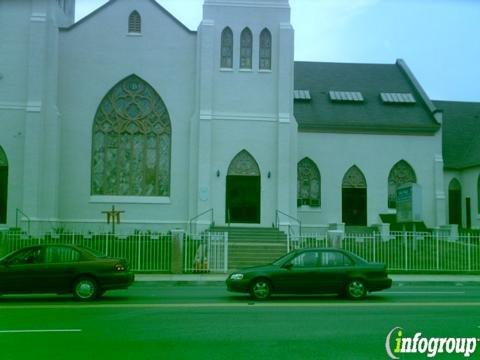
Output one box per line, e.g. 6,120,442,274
435,101,480,169
293,61,440,134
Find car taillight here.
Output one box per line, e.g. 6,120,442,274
115,263,125,272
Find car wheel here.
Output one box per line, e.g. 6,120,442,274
73,277,98,301
250,278,271,300
346,279,367,300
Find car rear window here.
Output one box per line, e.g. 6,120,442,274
45,247,81,263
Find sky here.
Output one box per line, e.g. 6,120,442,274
75,0,480,102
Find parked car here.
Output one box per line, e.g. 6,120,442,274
0,244,134,301
226,248,392,300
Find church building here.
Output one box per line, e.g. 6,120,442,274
1,0,479,234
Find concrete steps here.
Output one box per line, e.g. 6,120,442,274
209,226,288,270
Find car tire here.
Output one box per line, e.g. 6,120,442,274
249,278,272,300
73,277,98,301
346,279,367,300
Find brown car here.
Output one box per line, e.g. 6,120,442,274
0,244,134,300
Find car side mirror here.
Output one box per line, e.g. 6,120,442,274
282,263,293,270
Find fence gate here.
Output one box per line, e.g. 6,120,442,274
183,232,228,273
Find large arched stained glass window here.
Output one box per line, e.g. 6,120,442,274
388,160,417,208
259,28,271,70
240,27,252,69
297,158,321,207
220,27,233,69
91,75,171,196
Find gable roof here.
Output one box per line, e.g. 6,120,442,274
435,100,480,170
293,60,440,134
61,0,195,34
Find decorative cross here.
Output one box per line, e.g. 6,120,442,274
101,205,125,235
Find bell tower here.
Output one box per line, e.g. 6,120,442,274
192,0,297,227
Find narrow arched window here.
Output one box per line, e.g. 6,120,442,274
128,11,141,33
0,146,8,224
91,75,171,196
240,28,252,69
388,160,417,208
259,28,271,70
220,27,233,68
297,158,321,207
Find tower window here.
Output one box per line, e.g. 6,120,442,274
221,27,233,69
128,11,141,33
259,28,271,70
240,28,252,69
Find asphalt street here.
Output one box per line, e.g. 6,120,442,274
1,282,479,360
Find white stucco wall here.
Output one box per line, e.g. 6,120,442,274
58,0,197,229
297,130,444,228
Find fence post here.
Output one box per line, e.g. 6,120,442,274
137,233,142,271
436,231,440,270
403,231,408,271
223,232,228,273
170,229,184,274
372,232,376,262
467,233,471,272
287,230,290,252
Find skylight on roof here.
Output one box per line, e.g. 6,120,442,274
329,91,364,102
294,90,311,101
380,92,416,104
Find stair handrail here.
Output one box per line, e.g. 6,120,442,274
15,208,31,235
275,209,301,239
188,208,214,235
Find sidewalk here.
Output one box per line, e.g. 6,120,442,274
135,273,480,284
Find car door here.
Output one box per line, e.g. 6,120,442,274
313,251,353,293
40,246,81,292
0,247,45,293
271,250,322,293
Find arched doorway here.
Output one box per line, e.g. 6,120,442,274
0,146,8,224
448,178,462,226
226,150,260,224
342,165,367,226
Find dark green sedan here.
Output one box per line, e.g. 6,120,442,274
226,248,392,300
0,244,134,300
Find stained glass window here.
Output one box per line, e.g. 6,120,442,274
297,158,321,207
388,160,416,208
221,27,233,68
240,28,252,69
91,75,171,196
259,28,271,70
128,11,141,33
